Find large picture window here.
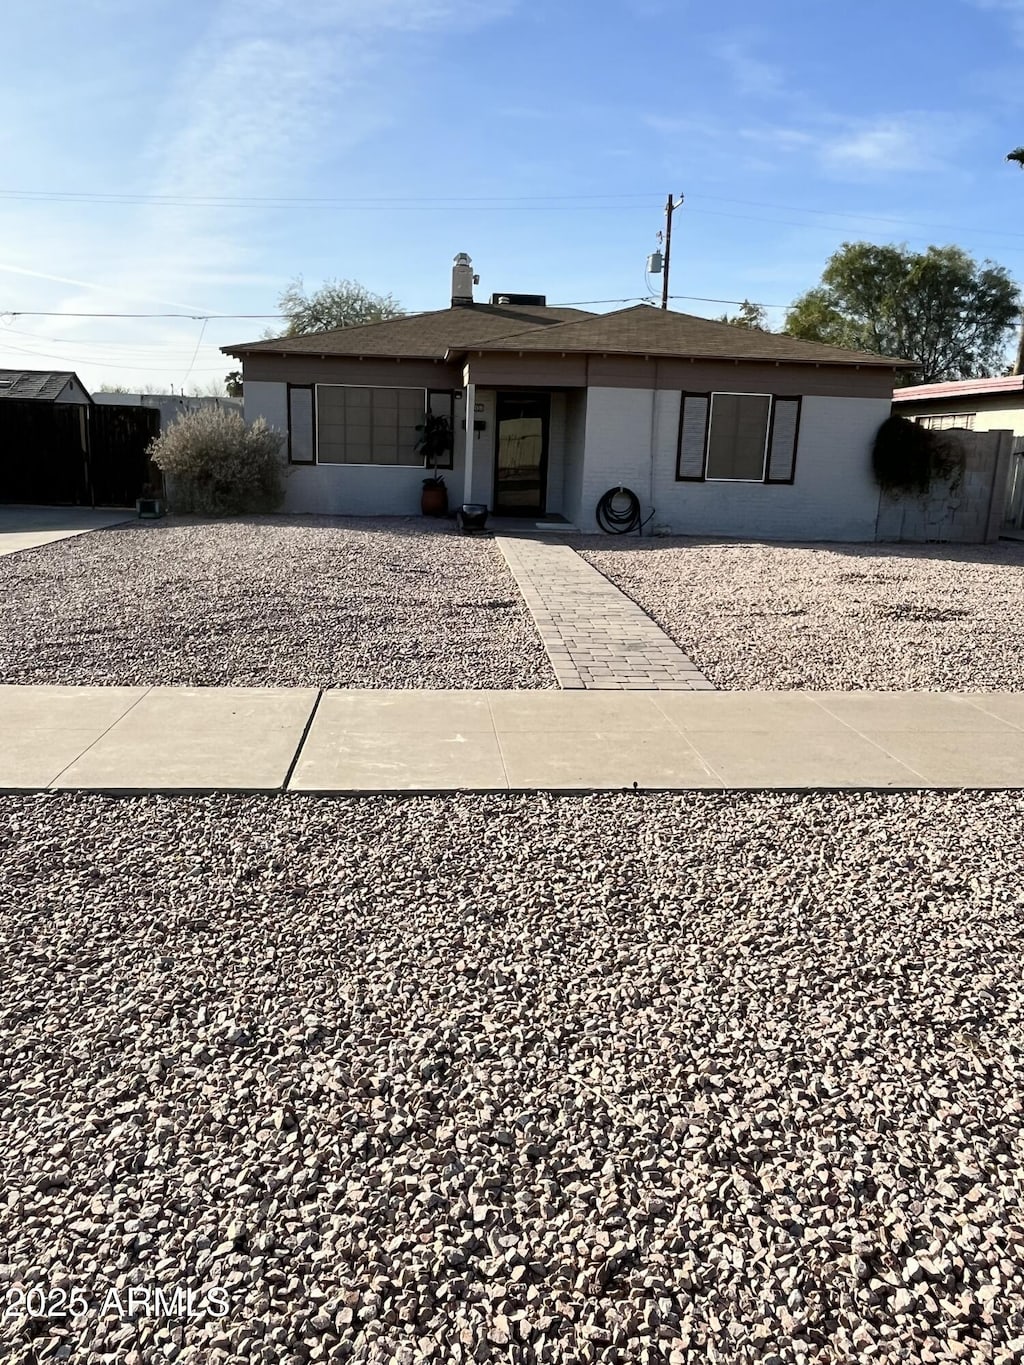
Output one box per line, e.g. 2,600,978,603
676,391,801,485
316,385,426,466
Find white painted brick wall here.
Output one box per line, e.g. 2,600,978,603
466,390,495,506
561,391,588,527
546,392,566,515
244,381,288,434
282,464,425,516
576,388,655,532
579,388,888,541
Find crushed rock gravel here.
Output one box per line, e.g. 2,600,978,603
0,517,555,690
2,789,1023,1364
576,538,1024,691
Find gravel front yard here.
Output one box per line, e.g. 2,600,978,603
2,789,1023,1363
0,517,555,689
577,538,1024,691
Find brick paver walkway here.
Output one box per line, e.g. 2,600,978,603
496,535,715,690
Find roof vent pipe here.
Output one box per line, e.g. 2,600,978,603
452,253,475,307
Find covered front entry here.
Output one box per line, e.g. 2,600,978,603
493,392,550,516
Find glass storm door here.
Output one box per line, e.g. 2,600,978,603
494,392,550,515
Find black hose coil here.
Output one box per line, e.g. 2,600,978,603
596,486,642,535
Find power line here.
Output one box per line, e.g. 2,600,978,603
693,192,1024,243
1,295,794,322
180,319,209,388
3,183,1024,245
0,188,661,205
0,337,225,372
0,322,229,351
1,310,283,319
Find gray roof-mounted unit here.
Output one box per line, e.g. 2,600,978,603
490,293,547,306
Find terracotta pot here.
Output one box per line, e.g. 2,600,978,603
421,484,448,517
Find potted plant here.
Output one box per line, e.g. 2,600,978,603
415,412,453,516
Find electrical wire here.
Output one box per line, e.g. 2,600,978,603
3,183,1024,241
180,318,209,389
3,184,1024,247
2,296,794,320
0,189,662,205
0,337,225,372
1,310,284,319
0,323,223,352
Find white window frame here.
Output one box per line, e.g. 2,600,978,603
705,391,772,483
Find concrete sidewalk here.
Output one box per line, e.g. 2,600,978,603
0,506,133,556
2,686,1024,793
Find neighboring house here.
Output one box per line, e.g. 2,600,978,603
891,374,1024,437
92,392,243,430
223,255,915,539
0,369,92,404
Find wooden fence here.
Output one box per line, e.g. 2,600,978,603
1002,435,1024,538
875,428,1016,544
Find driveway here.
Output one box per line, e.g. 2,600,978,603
0,504,132,557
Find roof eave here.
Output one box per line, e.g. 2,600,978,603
463,344,916,368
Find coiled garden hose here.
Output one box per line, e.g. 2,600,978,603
596,486,642,535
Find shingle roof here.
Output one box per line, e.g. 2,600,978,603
222,304,594,360
0,369,85,400
451,305,916,368
223,301,916,370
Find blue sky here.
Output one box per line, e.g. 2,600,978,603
1,0,1023,392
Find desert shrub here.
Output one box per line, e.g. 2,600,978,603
149,408,286,515
872,414,963,496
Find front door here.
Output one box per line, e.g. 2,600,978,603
494,392,549,516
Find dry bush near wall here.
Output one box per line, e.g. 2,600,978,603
871,414,963,497
149,408,286,516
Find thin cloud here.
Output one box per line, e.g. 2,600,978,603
0,0,516,387
970,0,1024,43
0,261,204,312
820,115,969,177
735,113,973,180
739,125,817,151
714,39,785,98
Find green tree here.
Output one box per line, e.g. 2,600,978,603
715,299,770,330
277,276,403,336
1007,147,1024,169
225,370,243,398
785,242,1021,384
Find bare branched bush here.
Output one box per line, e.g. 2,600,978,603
149,409,286,516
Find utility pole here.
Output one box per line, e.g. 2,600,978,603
661,192,684,310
